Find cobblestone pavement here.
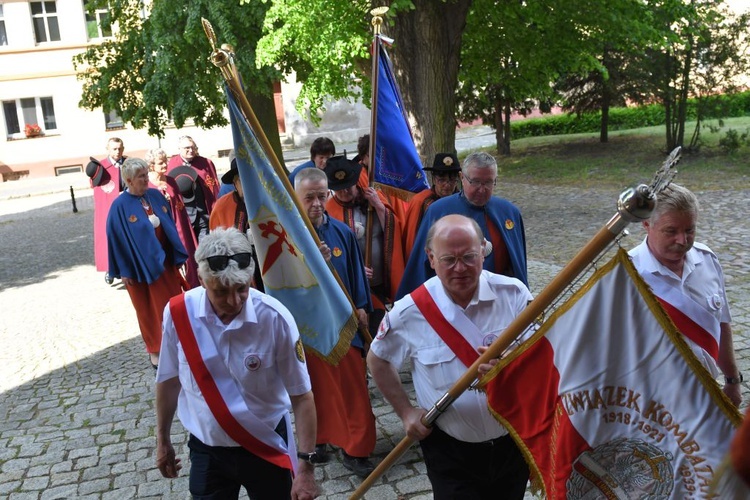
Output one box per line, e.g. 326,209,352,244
0,174,748,499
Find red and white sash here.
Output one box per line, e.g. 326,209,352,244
641,274,721,362
411,281,480,367
169,294,296,472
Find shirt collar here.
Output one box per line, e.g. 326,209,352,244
197,286,258,328
466,272,496,306
639,237,699,281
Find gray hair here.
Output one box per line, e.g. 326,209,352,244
651,183,700,223
121,157,149,181
461,152,497,176
144,148,167,166
195,227,255,287
425,214,484,252
295,167,328,189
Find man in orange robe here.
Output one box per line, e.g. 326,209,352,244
402,153,461,260
324,156,406,337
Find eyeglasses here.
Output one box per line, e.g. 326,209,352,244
434,175,458,185
436,252,481,269
205,253,253,272
463,176,497,189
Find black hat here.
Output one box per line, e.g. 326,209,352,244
323,156,362,191
424,153,461,173
168,165,198,196
85,157,105,187
221,158,238,184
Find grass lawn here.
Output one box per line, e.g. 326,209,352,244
484,116,750,190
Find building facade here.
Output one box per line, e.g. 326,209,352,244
0,0,369,180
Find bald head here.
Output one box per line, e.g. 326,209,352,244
425,214,483,252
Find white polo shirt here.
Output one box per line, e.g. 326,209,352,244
629,238,731,376
371,271,533,443
157,287,312,447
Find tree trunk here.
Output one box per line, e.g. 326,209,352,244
493,97,511,156
384,0,472,166
600,100,610,144
246,82,285,169
503,100,512,156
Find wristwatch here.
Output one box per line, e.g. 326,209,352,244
297,451,319,464
725,373,744,384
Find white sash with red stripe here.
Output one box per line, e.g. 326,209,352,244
640,273,721,362
410,280,482,367
169,294,297,472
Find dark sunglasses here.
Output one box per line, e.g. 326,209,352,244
205,252,253,272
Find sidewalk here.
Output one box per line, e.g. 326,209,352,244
0,125,498,202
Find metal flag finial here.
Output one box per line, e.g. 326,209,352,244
370,6,388,33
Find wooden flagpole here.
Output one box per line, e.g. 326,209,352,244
349,149,681,499
201,19,371,348
364,7,387,271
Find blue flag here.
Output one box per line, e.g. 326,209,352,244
373,42,429,196
225,85,358,364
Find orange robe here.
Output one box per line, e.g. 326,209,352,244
357,167,408,224
402,187,440,260
326,190,405,305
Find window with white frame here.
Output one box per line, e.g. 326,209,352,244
84,1,112,39
30,1,61,43
3,97,58,137
0,5,8,46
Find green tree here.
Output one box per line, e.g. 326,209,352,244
645,0,750,151
74,0,285,162
257,0,472,166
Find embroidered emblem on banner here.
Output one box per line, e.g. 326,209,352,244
244,354,261,371
505,219,514,230
295,339,306,363
567,438,674,498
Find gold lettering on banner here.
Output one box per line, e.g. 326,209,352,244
559,388,717,498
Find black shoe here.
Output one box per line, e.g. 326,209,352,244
312,444,330,464
104,273,114,285
342,453,375,478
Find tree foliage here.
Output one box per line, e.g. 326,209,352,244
74,0,283,158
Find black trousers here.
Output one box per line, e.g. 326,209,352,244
419,424,529,500
187,431,291,500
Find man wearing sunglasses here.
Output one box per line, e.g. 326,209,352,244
368,214,533,499
155,227,319,499
397,151,528,300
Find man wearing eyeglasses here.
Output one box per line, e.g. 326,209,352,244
167,135,220,242
402,153,462,259
368,214,532,499
396,151,527,300
155,227,319,499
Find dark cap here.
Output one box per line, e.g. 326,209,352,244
85,157,105,187
221,158,238,185
323,156,362,191
168,165,198,196
424,153,461,173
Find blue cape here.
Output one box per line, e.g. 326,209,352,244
317,214,373,348
396,192,527,299
106,188,188,284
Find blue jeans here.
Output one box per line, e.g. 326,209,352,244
187,434,292,500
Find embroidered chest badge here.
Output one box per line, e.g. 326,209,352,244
129,214,138,223
332,247,342,257
244,354,261,371
161,205,168,213
482,333,498,347
505,219,514,230
295,339,306,363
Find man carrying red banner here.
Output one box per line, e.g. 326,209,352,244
368,214,531,499
629,183,742,406
155,227,318,499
